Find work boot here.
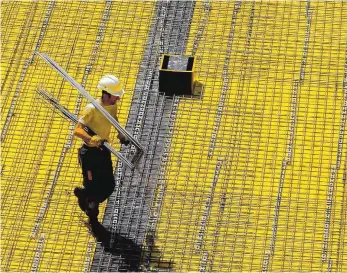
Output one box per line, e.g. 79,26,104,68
74,187,87,212
74,187,85,198
86,200,99,219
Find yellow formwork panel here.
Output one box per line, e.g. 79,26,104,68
153,0,347,272
1,2,50,121
2,0,347,272
1,1,154,272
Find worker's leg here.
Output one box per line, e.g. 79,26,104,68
76,145,99,217
76,146,114,225
86,148,114,227
74,186,87,211
93,148,115,203
85,198,99,225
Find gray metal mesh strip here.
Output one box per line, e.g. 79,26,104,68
91,1,195,272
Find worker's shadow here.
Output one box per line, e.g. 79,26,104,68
90,222,173,271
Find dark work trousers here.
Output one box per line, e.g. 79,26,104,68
77,144,115,222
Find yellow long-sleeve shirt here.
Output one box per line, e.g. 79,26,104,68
78,98,118,142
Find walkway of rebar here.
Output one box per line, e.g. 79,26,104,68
1,1,347,272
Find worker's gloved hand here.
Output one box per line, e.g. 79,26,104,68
120,138,130,146
118,133,130,146
89,135,104,147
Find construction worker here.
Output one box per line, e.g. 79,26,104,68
73,75,129,230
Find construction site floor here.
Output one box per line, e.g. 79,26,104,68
1,1,347,272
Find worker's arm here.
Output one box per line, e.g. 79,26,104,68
74,123,103,147
113,112,129,145
74,122,92,143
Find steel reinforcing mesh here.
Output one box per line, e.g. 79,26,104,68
1,1,347,272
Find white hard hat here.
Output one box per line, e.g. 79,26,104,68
97,75,125,96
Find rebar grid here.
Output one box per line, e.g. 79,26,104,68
1,1,155,272
1,0,347,272
152,1,347,272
